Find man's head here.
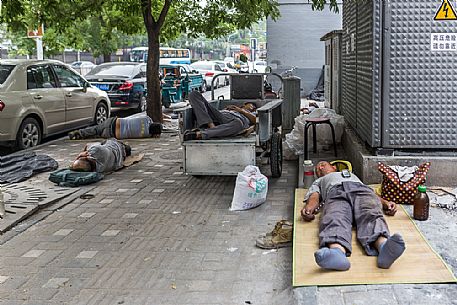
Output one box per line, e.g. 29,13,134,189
243,102,257,112
149,123,162,138
122,143,132,157
70,158,93,172
315,161,337,178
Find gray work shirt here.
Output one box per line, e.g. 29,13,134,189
304,172,363,202
221,110,251,129
87,139,125,173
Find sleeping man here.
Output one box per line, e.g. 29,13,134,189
70,138,130,173
69,113,162,140
301,161,406,271
183,91,256,140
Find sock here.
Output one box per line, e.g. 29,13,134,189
377,233,406,269
314,247,350,271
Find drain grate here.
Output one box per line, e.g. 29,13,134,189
0,183,78,233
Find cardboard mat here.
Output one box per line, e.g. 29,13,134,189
293,188,457,287
123,153,144,167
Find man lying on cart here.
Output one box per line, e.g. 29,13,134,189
183,91,257,140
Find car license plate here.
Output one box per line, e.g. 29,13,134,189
95,84,109,91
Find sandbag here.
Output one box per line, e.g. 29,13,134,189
230,165,268,211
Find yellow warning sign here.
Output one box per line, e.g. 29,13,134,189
434,0,457,20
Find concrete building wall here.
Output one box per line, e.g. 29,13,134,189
267,0,342,96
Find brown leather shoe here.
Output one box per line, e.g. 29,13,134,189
255,220,293,249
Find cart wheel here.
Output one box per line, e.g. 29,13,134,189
270,132,283,178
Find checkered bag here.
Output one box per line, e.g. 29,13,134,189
378,162,431,205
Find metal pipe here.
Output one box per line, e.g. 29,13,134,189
0,186,5,218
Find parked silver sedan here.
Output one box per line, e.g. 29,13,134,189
0,59,110,149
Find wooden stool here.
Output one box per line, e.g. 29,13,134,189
303,117,337,160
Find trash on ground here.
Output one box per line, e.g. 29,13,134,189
172,211,181,214
262,249,278,255
429,189,457,210
227,247,238,252
79,194,95,200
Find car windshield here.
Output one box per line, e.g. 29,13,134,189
192,63,212,70
89,64,136,77
0,65,15,84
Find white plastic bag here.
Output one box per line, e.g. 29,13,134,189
284,108,345,157
230,165,268,211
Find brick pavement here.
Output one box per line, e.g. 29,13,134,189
0,134,295,305
0,132,456,304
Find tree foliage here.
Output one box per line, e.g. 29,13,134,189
1,0,339,123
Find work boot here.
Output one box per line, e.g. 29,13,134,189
255,220,293,249
68,130,82,140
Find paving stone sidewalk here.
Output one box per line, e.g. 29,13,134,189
0,133,456,305
0,134,295,305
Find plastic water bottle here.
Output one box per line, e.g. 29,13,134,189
413,185,429,221
303,160,315,188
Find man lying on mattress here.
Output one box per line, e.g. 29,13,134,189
301,161,405,271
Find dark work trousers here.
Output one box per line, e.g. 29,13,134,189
319,181,390,256
188,91,244,139
79,117,117,139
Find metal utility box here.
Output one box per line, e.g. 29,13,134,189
341,0,457,149
183,137,256,175
282,76,301,134
321,30,343,114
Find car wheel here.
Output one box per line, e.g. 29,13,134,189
138,95,147,113
95,103,108,125
17,117,41,150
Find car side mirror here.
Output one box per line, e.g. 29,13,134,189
265,66,272,74
82,82,88,93
192,70,198,73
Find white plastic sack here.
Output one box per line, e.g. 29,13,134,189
230,165,268,211
284,108,345,157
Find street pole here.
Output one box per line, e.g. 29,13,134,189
36,37,43,60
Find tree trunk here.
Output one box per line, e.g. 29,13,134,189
103,53,111,63
144,26,162,123
142,0,172,123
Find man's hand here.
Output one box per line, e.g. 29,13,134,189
301,207,315,222
226,105,242,112
76,151,89,160
383,201,397,216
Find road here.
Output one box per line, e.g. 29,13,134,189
0,86,230,156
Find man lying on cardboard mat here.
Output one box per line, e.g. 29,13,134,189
301,161,405,271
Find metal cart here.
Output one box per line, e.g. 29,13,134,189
177,73,283,177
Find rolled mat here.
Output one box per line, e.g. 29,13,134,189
293,188,457,287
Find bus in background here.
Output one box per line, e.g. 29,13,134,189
129,47,191,65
